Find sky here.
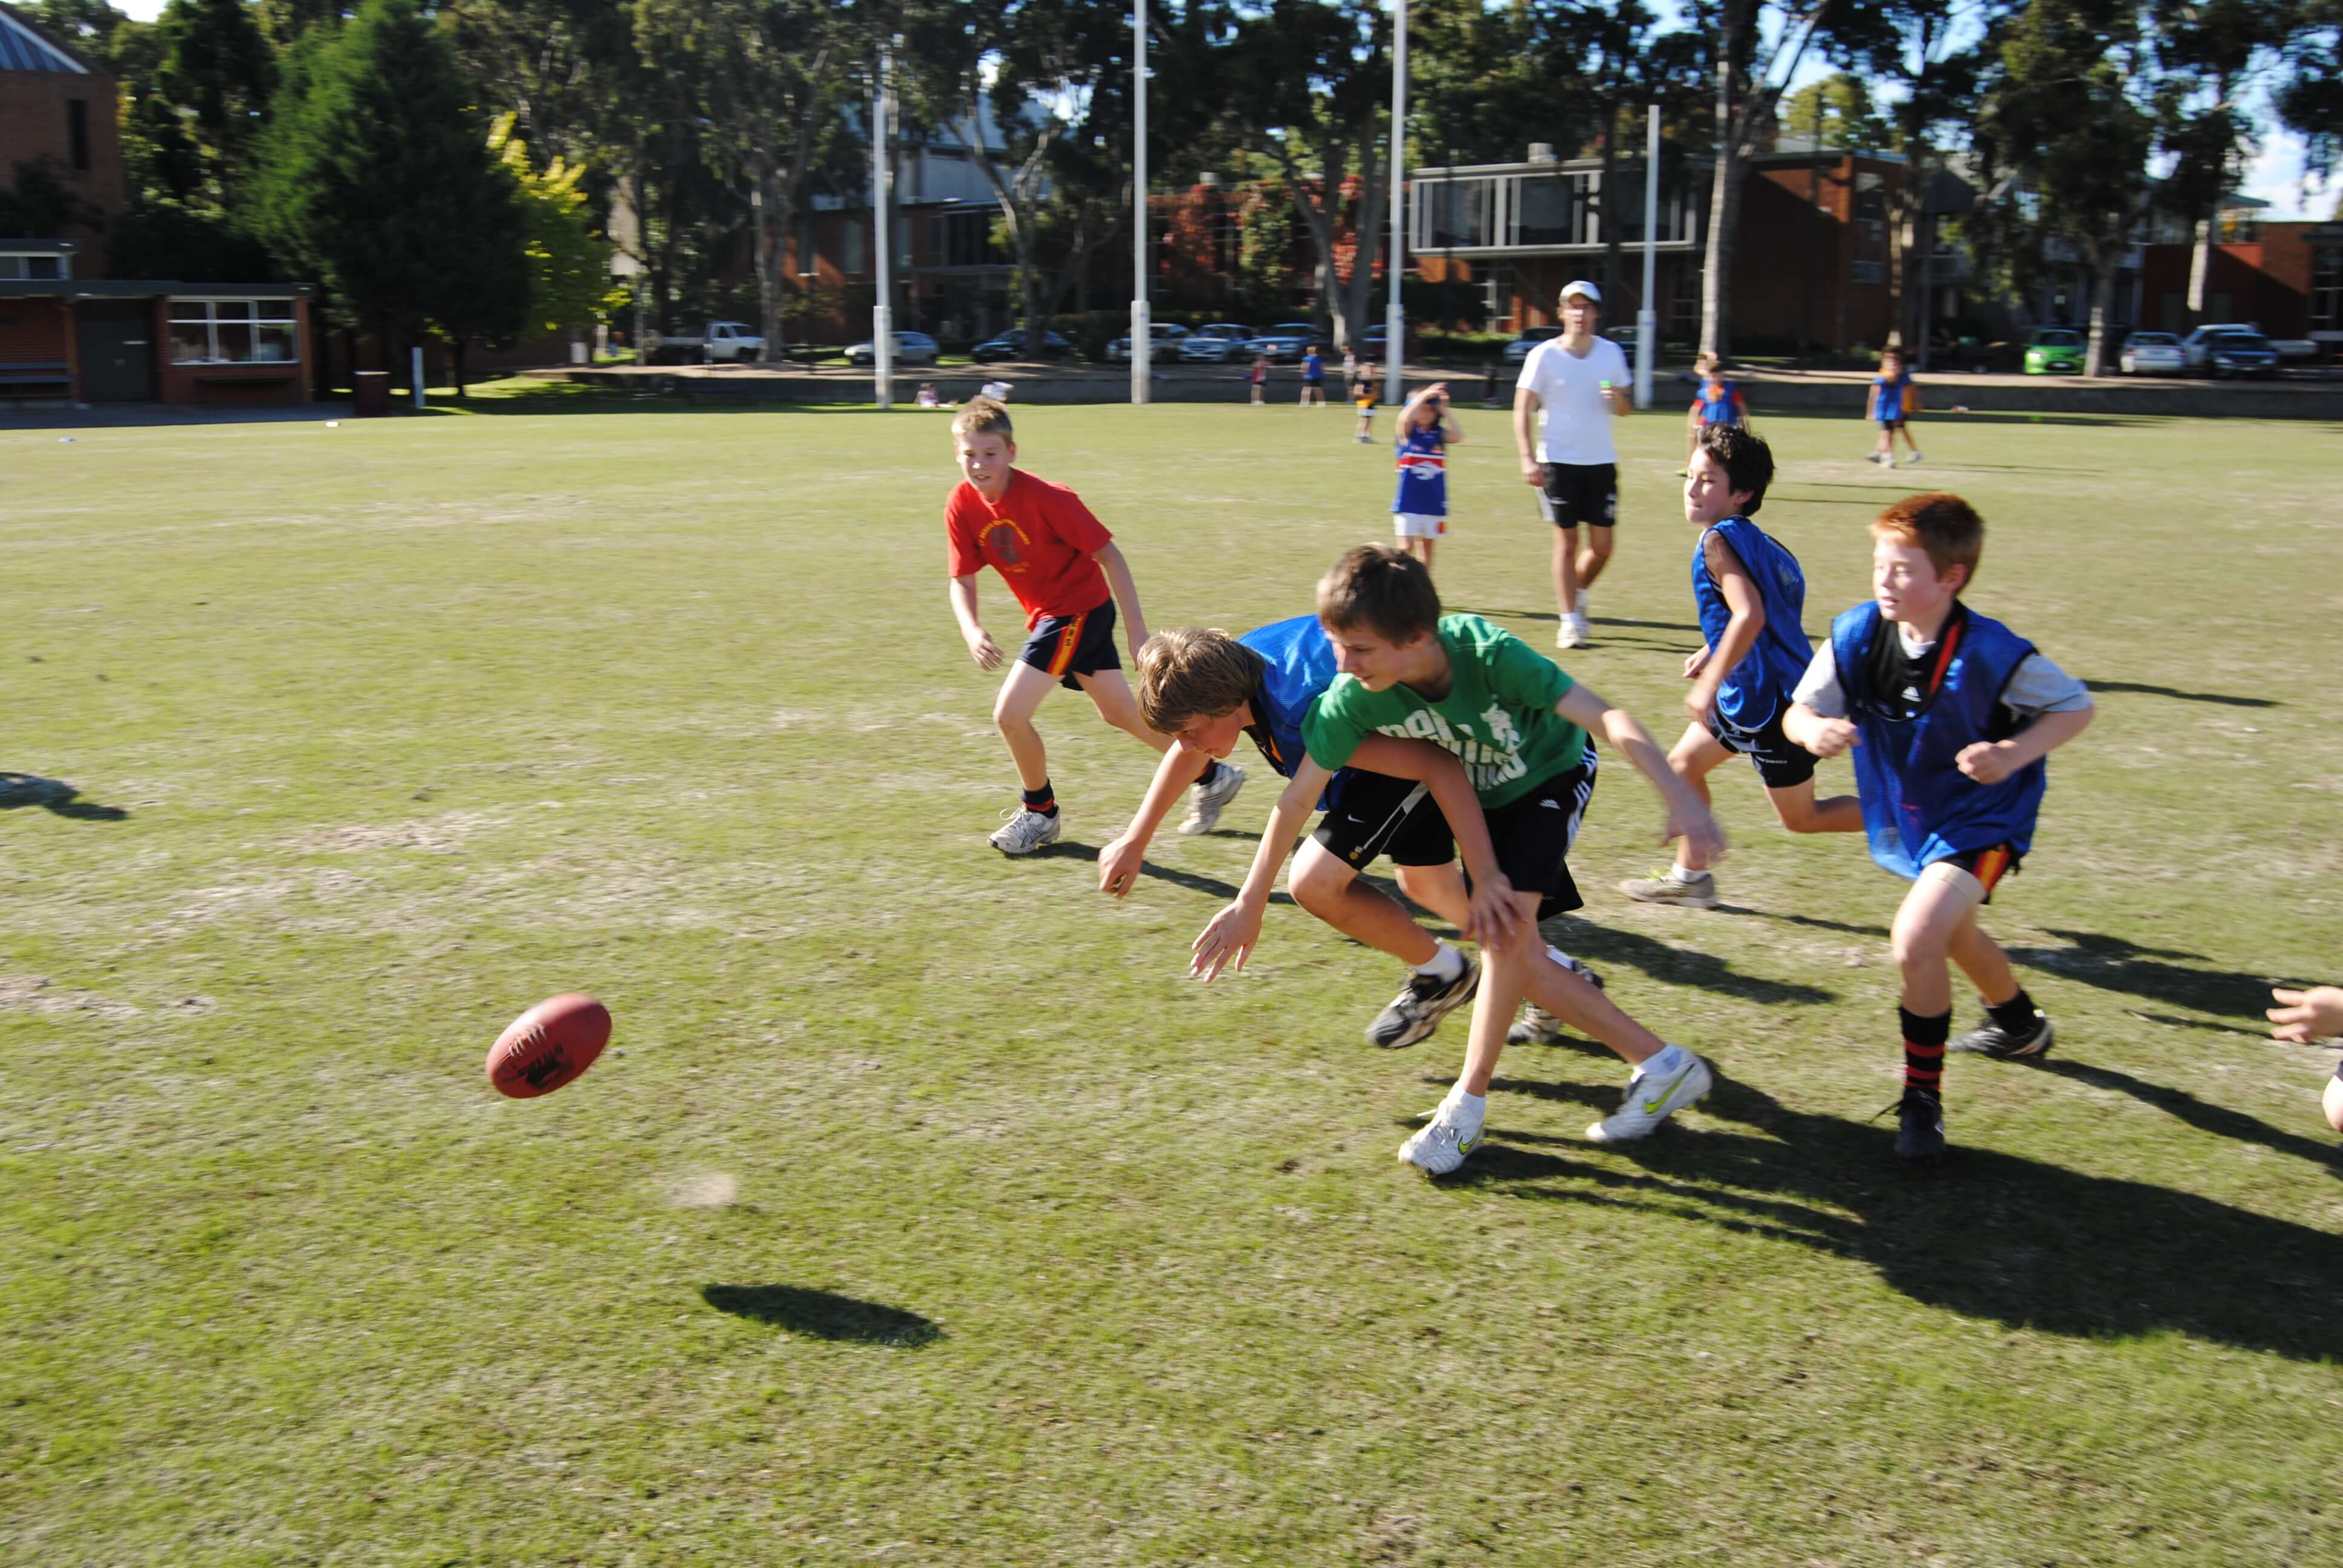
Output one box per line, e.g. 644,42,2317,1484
100,0,2330,218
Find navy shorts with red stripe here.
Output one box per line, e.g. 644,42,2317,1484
1017,596,1120,691
1936,841,2021,903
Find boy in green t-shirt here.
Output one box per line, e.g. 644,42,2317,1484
1293,545,1729,1174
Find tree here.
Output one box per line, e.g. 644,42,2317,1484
0,160,84,237
1970,0,2157,375
491,114,621,338
253,0,529,393
2150,0,2287,327
151,0,277,208
2277,2,2343,181
1778,71,1890,151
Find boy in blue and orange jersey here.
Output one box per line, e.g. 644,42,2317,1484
1784,493,2094,1162
1866,348,1922,466
1391,382,1463,573
1682,353,1748,467
946,397,1245,855
1618,424,1861,914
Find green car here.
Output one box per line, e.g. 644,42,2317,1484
2024,328,2086,374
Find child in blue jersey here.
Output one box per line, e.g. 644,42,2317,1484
1784,494,2093,1162
1681,353,1748,467
1867,348,1922,466
1620,425,1862,911
1392,382,1463,572
1101,619,1528,1054
1300,345,1326,407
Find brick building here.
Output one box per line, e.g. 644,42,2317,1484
0,2,123,241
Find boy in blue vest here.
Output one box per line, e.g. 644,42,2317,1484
1783,494,2094,1162
1617,425,1861,913
1101,618,1568,1054
1866,348,1922,466
1680,353,1748,469
1392,382,1462,573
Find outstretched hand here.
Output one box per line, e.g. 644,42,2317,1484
1665,802,1728,867
2269,985,2343,1044
1191,901,1265,982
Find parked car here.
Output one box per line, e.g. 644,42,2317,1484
2119,331,2184,376
1240,322,1325,362
969,327,1071,363
1502,325,1564,365
644,321,767,364
2022,328,2086,375
2178,322,2261,371
844,330,940,367
2202,330,2279,378
1106,322,1190,362
1179,323,1256,363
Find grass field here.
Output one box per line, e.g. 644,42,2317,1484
4,393,2340,1567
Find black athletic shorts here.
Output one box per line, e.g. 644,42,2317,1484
1312,752,1600,922
1709,704,1816,789
1938,841,2021,904
1018,597,1119,691
1538,462,1618,529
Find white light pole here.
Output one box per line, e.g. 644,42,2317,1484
1132,0,1150,406
873,40,896,410
1635,102,1659,409
1381,0,1407,409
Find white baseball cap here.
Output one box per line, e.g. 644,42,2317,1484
1561,279,1602,304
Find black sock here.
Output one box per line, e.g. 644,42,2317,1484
1899,1005,1950,1096
1986,988,2040,1036
1196,759,1221,789
1022,781,1058,817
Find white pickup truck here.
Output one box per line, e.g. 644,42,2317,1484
644,321,767,365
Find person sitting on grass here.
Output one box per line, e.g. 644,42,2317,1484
1783,493,2094,1164
1099,619,1530,1053
1617,424,1861,913
2267,984,2343,1133
1291,546,1729,1175
943,397,1242,855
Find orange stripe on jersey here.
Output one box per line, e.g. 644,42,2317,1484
1048,613,1086,677
1971,844,2011,893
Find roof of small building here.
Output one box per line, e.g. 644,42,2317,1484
0,2,93,74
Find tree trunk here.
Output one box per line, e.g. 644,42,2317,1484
453,336,468,400
1700,41,1738,358
2084,246,2118,376
1342,142,1389,361
1269,142,1352,348
2186,215,2212,326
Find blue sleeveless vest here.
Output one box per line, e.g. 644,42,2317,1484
1694,517,1812,729
1238,615,1337,779
1831,602,2047,880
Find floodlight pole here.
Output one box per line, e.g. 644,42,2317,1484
1634,102,1658,409
1381,0,1407,409
1132,0,1149,406
873,40,896,410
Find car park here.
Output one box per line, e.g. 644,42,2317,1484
844,330,940,367
1240,323,1324,362
2119,331,2184,375
969,327,1070,363
1107,322,1190,362
2022,328,2085,374
1179,323,1256,363
1503,325,1563,365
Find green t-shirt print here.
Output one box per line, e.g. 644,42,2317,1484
1301,614,1588,808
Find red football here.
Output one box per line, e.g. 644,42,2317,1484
485,993,611,1099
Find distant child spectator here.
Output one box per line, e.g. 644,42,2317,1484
916,382,954,410
1249,355,1268,407
1352,361,1379,443
2267,984,2343,1132
1684,353,1748,466
1867,350,1921,466
1300,345,1327,407
1392,382,1463,573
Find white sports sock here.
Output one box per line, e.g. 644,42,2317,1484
1446,1088,1486,1122
1639,1043,1688,1079
1668,864,1710,883
1414,942,1466,982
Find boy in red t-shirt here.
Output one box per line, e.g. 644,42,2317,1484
946,397,1244,854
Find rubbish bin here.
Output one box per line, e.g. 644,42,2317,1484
353,370,390,417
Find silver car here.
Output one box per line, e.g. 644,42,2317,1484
844,330,939,366
2119,332,2184,375
1179,323,1256,363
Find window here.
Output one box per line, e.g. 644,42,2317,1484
844,219,865,275
168,299,298,365
2312,246,2342,333
1481,262,1515,332
67,99,89,172
934,208,998,268
0,253,63,280
1420,178,1492,249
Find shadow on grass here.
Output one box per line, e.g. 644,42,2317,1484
1454,1072,2343,1361
2037,1059,2343,1171
1037,838,1294,906
2009,929,2269,1020
701,1284,941,1345
1717,906,1892,939
2084,680,2279,708
1565,922,1837,1006
1452,606,1703,635
0,773,129,821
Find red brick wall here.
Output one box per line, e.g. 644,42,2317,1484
0,67,127,242
0,297,68,362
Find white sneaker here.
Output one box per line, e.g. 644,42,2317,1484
988,806,1062,855
1555,611,1589,650
1176,762,1247,835
1903,449,1924,465
1397,1091,1486,1175
1585,1050,1712,1143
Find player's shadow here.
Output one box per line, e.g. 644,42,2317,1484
1454,1073,2343,1362
2083,680,2278,708
701,1284,942,1346
1715,906,1892,939
1449,606,1703,635
1038,840,1294,906
2036,1059,2343,1172
0,773,129,822
2007,928,2267,1021
1562,923,1837,1006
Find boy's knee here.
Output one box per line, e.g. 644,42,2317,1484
1585,532,1615,563
2324,1076,2343,1135
1772,795,1824,832
1288,852,1352,912
1890,923,1945,974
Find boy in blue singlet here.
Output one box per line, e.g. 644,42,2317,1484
1682,353,1748,468
1300,345,1326,407
1392,382,1463,573
1620,425,1861,912
1100,619,1539,1054
1867,349,1921,466
1784,494,2094,1162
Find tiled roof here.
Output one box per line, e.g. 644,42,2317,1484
0,6,91,74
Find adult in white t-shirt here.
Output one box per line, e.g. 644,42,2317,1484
1513,280,1630,649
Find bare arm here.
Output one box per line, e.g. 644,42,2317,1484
1556,682,1726,862
1093,541,1149,654
949,575,1003,670
1512,385,1543,484
1192,759,1334,981
1348,734,1518,944
1686,533,1766,725
1783,701,1858,758
1098,744,1214,898
1956,704,2093,785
